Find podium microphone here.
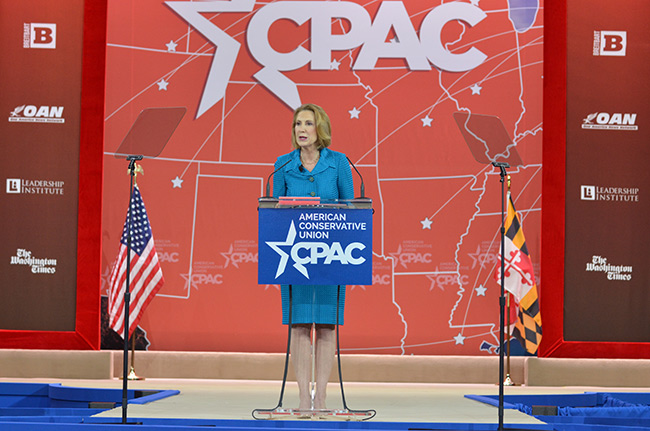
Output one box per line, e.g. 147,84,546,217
265,159,291,197
346,156,365,198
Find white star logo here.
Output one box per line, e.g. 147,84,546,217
157,79,169,91
166,40,177,52
330,59,341,71
420,217,432,229
470,0,480,6
165,0,255,117
475,284,487,296
171,176,183,188
453,333,466,345
421,115,433,127
221,244,237,268
180,272,200,292
349,107,361,119
266,221,298,279
470,83,482,95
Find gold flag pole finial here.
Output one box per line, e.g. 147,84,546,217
507,174,511,191
128,162,145,186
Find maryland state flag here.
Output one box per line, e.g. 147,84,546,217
494,192,542,354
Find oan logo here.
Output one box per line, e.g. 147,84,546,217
593,31,626,56
266,221,366,279
166,0,487,115
9,105,65,124
23,23,56,49
582,112,637,131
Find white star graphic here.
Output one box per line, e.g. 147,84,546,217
221,244,237,268
165,1,255,117
426,271,445,292
166,40,177,52
180,272,200,292
421,115,433,127
349,107,361,119
453,333,466,345
266,221,297,278
420,217,432,229
470,0,480,6
171,176,183,188
475,285,487,296
470,83,482,95
157,79,169,91
330,59,341,70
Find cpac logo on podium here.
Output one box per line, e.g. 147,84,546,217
166,1,488,116
267,221,366,280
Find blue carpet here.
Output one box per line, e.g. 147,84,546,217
467,392,650,431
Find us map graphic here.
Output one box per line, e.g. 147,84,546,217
101,0,543,354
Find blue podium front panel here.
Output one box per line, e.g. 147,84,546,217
258,207,372,285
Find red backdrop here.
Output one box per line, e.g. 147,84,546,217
101,0,544,355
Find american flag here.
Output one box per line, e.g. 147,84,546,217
108,185,164,340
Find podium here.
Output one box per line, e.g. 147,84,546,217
254,197,375,420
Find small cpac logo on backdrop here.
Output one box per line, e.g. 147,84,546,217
593,31,626,56
23,23,56,49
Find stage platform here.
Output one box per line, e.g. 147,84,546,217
1,377,650,430
1,350,649,387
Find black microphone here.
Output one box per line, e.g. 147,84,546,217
264,159,291,197
299,165,304,172
346,156,365,198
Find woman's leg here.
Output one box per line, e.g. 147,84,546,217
313,324,336,410
290,324,312,410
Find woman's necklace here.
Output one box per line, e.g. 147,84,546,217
300,151,319,170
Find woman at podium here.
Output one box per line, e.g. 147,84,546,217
272,103,354,410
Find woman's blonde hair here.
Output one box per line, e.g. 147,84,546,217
291,103,332,150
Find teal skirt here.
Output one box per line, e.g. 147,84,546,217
281,284,345,325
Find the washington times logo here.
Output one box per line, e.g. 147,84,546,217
9,105,65,124
10,248,57,275
23,23,56,49
581,185,639,202
582,112,637,131
593,31,626,56
586,255,632,281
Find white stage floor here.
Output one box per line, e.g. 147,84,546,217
3,377,648,426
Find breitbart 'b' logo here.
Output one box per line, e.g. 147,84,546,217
593,31,626,56
23,23,57,49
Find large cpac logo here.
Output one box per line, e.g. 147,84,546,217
266,221,366,280
166,0,488,117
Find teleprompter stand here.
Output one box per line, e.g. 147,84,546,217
253,198,375,420
113,107,186,424
453,112,546,431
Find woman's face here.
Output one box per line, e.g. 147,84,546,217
294,110,318,150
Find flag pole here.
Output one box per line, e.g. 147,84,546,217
504,292,514,386
504,175,514,386
126,164,144,382
127,335,144,380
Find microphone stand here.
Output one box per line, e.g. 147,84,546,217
121,154,142,424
